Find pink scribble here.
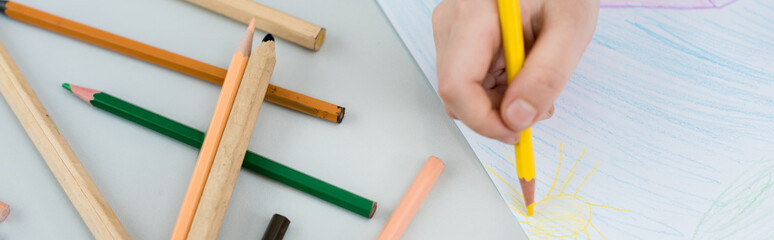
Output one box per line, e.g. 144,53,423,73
601,0,739,9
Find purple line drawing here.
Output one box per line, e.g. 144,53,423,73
601,0,739,9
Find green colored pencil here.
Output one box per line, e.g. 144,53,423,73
62,83,376,218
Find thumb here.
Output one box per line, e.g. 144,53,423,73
501,65,566,131
499,0,597,131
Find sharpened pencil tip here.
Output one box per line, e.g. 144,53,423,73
0,1,7,14
238,20,256,56
64,83,100,104
262,34,274,42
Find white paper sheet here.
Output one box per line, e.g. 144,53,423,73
377,0,774,239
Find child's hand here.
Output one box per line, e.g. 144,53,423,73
432,0,598,144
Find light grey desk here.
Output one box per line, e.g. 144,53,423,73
0,0,526,239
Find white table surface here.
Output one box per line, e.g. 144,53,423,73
0,0,526,239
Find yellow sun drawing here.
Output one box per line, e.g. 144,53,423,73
485,143,629,240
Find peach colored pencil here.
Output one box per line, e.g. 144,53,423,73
171,19,255,240
377,156,445,240
188,34,276,239
0,201,9,222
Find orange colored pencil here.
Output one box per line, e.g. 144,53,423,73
171,19,255,240
0,1,345,123
377,156,445,240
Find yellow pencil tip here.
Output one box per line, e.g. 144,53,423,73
527,204,534,216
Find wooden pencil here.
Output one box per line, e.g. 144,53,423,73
0,41,130,239
0,1,345,123
188,35,277,239
0,201,9,222
61,84,377,218
184,0,326,51
497,0,536,216
377,156,444,240
171,21,255,240
261,214,291,240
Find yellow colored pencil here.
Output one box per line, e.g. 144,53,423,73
497,0,536,216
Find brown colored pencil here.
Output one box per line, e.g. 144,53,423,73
189,34,276,239
261,214,291,240
184,0,326,51
0,40,130,239
171,20,256,240
0,1,344,123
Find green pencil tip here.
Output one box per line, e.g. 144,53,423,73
62,83,72,92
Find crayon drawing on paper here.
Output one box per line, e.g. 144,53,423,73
377,0,774,239
485,143,629,239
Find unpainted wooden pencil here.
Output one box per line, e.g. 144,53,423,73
188,34,277,239
0,40,129,239
171,19,256,240
184,0,326,51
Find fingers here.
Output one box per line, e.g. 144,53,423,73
439,76,518,144
482,73,497,89
434,0,522,143
500,0,598,131
444,105,457,119
484,49,506,89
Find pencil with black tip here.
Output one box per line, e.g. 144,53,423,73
172,20,255,240
61,83,377,219
0,0,345,123
497,0,536,216
189,33,276,239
